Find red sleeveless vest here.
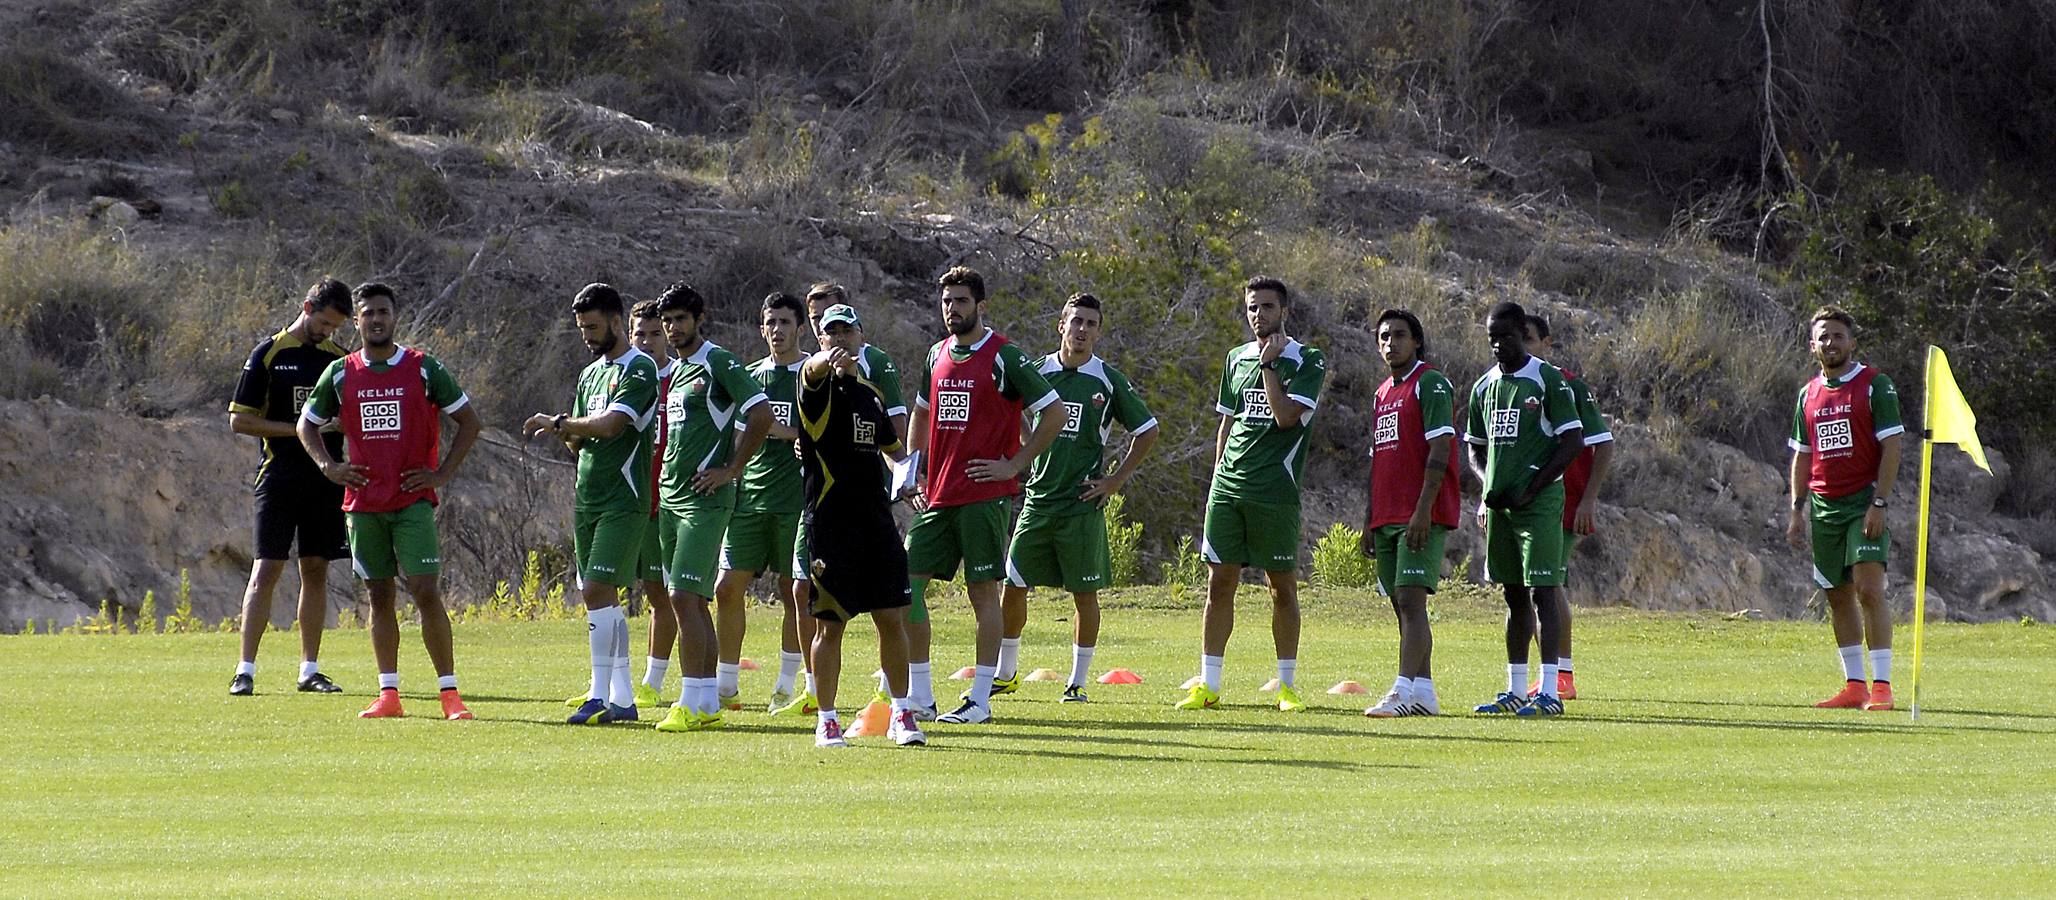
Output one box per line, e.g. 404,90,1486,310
338,349,442,513
1800,365,1885,500
1368,363,1463,529
924,333,1022,508
1559,367,1595,531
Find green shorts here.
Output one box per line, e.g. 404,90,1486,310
1370,523,1448,595
1485,483,1566,587
905,496,1011,583
1811,489,1888,589
347,500,440,581
721,509,801,579
1201,496,1301,572
1006,509,1111,593
1558,528,1579,575
658,504,732,597
792,516,811,584
636,513,663,583
574,507,646,589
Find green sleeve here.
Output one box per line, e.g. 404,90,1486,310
421,355,466,410
609,358,658,420
1869,373,1904,436
1286,347,1326,408
1572,378,1610,442
1543,366,1579,437
304,358,345,422
916,342,937,408
1419,370,1455,436
1215,349,1238,415
1464,376,1487,445
1790,387,1809,451
869,347,906,414
999,344,1057,407
1110,367,1155,431
714,350,768,411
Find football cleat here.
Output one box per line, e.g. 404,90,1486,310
936,699,992,725
771,692,820,717
1364,691,1410,718
567,698,614,725
1864,682,1895,711
358,689,404,718
1517,694,1564,717
816,717,848,748
1174,684,1221,711
296,672,342,694
1473,691,1528,715
1276,683,1307,712
1814,681,1869,709
439,689,473,720
1059,685,1089,703
888,709,927,746
229,673,254,696
633,682,663,708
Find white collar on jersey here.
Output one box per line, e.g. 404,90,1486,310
356,345,412,366
1821,361,1866,385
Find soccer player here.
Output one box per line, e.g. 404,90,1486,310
906,266,1063,725
797,304,925,747
297,282,482,720
1520,313,1614,700
778,282,911,717
1787,306,1903,712
1358,309,1459,718
997,293,1158,703
522,283,661,725
1178,277,1327,713
1464,301,1584,718
227,277,352,696
649,282,775,733
712,292,808,712
629,300,680,706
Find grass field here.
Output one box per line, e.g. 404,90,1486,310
4,585,2053,896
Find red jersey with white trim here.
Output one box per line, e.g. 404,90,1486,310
337,349,442,513
1368,361,1462,529
923,333,1022,508
1790,363,1903,499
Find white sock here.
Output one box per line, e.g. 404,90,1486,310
1413,677,1435,702
1538,663,1560,698
643,656,670,691
818,708,839,725
775,651,803,694
609,616,633,707
437,673,457,692
804,670,817,696
971,664,996,705
1507,663,1528,695
1390,674,1413,698
717,661,741,698
1201,654,1224,693
1557,656,1574,673
1839,645,1865,682
1276,658,1297,688
1068,644,1095,688
1870,648,1893,684
236,660,256,676
378,672,399,691
299,660,318,680
998,637,1021,681
910,662,934,706
694,677,720,715
890,696,909,713
588,606,624,700
876,668,890,692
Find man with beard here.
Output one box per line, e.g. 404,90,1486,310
713,292,808,711
1464,301,1584,718
298,282,483,720
1178,277,1327,713
228,277,353,696
906,266,1062,725
524,283,661,725
1787,306,1903,711
1359,309,1460,718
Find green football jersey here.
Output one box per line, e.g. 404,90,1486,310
859,344,908,419
1021,355,1156,518
738,356,805,514
1209,338,1327,502
1463,355,1581,503
659,340,768,512
571,348,659,513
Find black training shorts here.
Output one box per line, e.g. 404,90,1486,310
253,485,348,561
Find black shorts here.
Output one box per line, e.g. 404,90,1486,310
806,510,910,623
254,485,348,561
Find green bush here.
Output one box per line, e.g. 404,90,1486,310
1310,523,1377,589
0,46,163,153
1103,494,1145,588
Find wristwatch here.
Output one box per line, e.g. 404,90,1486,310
552,413,569,431
1258,360,1277,371
1870,496,1888,509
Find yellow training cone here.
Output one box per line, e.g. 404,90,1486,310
1024,668,1062,682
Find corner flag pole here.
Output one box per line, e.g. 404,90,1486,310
1910,404,1934,723
1911,345,1994,722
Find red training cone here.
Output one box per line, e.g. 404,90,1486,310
952,666,978,680
1098,668,1143,685
1328,680,1368,695
738,657,761,671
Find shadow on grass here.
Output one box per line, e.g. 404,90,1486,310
999,715,1544,744
1570,713,2049,737
936,742,1420,771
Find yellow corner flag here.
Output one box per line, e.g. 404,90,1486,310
1910,345,1991,722
1925,346,1990,472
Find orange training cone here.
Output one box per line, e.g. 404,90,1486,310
1024,668,1062,682
952,666,978,680
1098,668,1143,685
1328,680,1368,695
843,700,892,738
1259,678,1281,692
738,658,761,671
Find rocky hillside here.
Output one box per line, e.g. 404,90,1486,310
2,0,2051,630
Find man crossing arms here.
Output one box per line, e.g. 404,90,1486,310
227,277,353,696
523,283,661,725
298,282,482,720
1179,277,1327,713
997,293,1158,702
1787,306,1903,712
